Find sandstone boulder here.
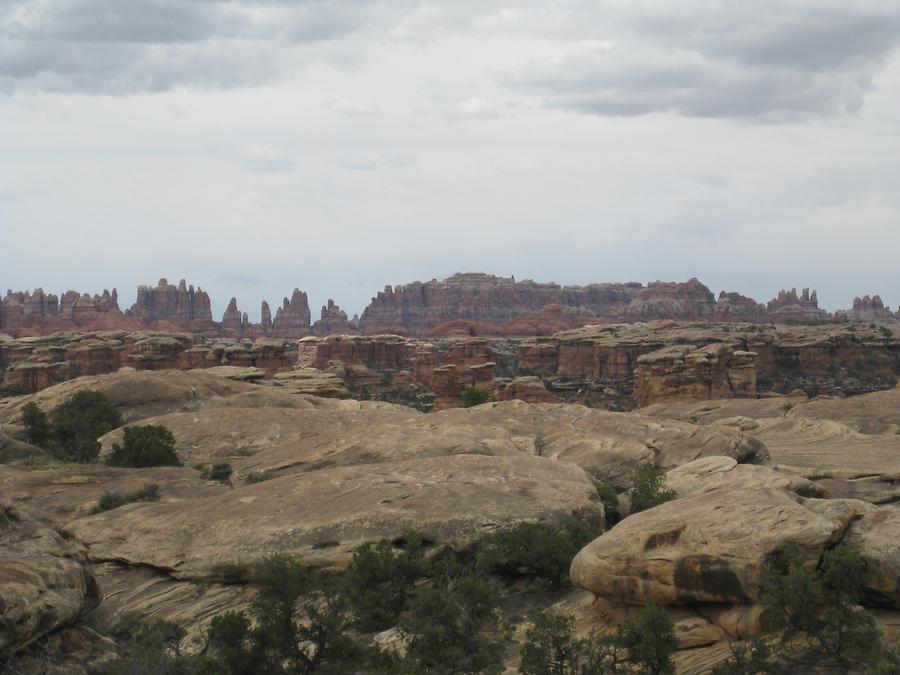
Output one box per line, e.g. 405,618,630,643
498,376,559,403
0,504,97,656
845,507,900,609
570,487,854,605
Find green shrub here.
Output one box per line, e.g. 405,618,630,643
93,491,127,514
21,402,50,446
477,521,587,587
710,637,781,675
200,462,233,484
762,542,884,668
244,470,276,485
399,568,506,674
616,602,677,675
596,481,622,527
91,482,161,514
461,386,491,407
107,425,181,468
51,390,123,462
629,466,676,514
519,608,619,674
344,532,426,631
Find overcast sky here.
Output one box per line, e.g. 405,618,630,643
2,0,899,320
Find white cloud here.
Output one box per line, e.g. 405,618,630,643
321,97,382,116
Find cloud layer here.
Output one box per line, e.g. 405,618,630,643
1,1,899,319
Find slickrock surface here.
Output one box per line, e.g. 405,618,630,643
641,388,900,502
0,504,97,656
570,457,868,605
845,507,900,608
66,454,604,580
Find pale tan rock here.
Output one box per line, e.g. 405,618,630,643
674,617,725,649
666,456,825,499
0,503,97,656
845,506,900,608
272,368,350,398
65,454,604,581
570,487,853,605
498,376,559,403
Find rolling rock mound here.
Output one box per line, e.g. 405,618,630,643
568,456,900,665
641,386,900,503
3,367,900,670
0,504,98,655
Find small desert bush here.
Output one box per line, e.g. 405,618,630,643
107,425,181,468
199,462,233,484
39,390,123,463
461,386,492,407
629,466,676,514
476,517,600,587
244,470,276,485
91,482,161,514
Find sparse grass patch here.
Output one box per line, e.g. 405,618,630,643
91,482,161,514
244,470,277,485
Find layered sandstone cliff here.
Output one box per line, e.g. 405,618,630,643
359,273,646,335
129,279,214,329
766,288,827,323
312,300,352,336
633,343,757,407
835,295,896,323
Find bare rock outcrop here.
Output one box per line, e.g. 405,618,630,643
272,289,311,337
714,292,766,323
0,504,97,656
633,343,757,407
221,297,246,334
1,288,128,335
360,273,645,335
498,376,559,403
766,288,827,323
65,454,604,579
619,279,717,322
570,458,863,606
835,295,896,323
128,279,213,329
312,299,352,336
845,507,900,608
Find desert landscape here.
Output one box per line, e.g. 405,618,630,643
5,1,900,672
2,272,900,673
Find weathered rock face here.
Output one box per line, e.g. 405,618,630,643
66,455,603,580
633,343,757,407
0,332,296,393
272,289,311,337
844,507,900,608
570,458,862,606
221,298,245,334
1,288,128,335
714,292,766,323
312,299,352,336
766,288,827,323
260,301,273,336
835,295,896,323
432,363,495,410
128,279,213,328
618,279,716,322
359,273,647,335
498,376,559,403
0,504,97,656
518,322,900,408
